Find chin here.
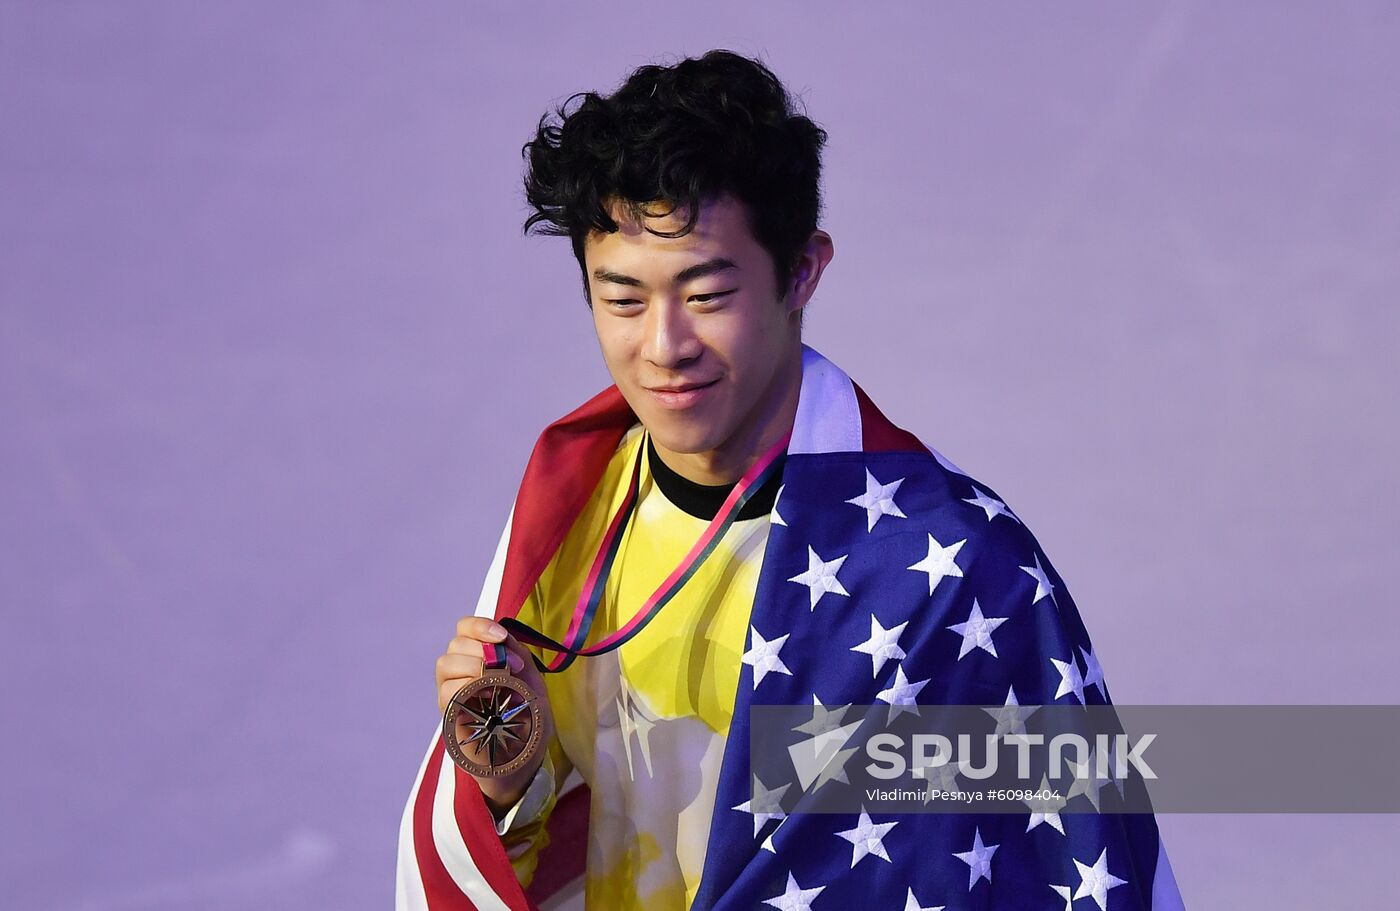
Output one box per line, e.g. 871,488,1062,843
645,420,720,455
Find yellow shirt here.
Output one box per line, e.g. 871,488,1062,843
502,422,777,909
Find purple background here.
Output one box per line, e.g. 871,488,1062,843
4,2,1398,907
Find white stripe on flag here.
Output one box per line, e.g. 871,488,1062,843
395,726,439,911
474,499,516,619
477,495,591,892
790,344,863,455
396,501,520,909
431,758,515,911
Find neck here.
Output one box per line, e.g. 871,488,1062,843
648,345,803,486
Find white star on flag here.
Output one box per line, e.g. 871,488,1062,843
846,468,908,531
771,484,787,527
1065,751,1109,812
1073,848,1129,910
762,872,825,911
851,614,908,677
1051,655,1086,704
1019,552,1056,606
1049,884,1074,911
876,663,930,719
984,686,1038,737
903,888,945,911
788,737,858,792
743,626,793,687
946,598,1008,659
788,697,862,793
733,774,790,837
918,760,962,804
792,693,849,738
953,826,998,890
907,533,966,596
1024,773,1067,835
810,746,858,793
788,545,850,610
835,811,898,867
962,484,1019,523
1080,645,1106,700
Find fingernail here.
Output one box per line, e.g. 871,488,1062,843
507,652,525,673
484,622,507,641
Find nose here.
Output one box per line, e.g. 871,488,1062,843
642,297,701,368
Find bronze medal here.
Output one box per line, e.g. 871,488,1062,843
442,666,544,777
444,428,788,778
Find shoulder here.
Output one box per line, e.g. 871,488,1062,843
857,442,1046,555
842,443,1075,627
894,448,1106,702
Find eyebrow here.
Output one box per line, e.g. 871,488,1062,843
591,257,740,288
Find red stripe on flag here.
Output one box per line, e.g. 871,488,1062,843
412,734,481,910
853,380,929,454
452,765,535,910
495,385,637,628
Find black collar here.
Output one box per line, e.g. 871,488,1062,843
645,433,785,522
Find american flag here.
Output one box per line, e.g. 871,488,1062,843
396,343,1185,911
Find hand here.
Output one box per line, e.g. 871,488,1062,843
436,616,555,815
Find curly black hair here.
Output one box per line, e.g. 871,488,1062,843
520,49,829,320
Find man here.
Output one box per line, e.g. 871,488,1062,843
397,50,1184,911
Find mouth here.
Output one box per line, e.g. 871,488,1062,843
645,378,719,409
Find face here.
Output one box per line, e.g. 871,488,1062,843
583,192,823,480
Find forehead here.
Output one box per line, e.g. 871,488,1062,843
584,192,759,261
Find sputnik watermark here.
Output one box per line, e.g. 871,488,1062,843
867,786,1065,805
865,732,1157,781
748,704,1400,814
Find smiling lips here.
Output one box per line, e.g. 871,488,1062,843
646,378,719,409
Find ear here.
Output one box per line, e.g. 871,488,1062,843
789,229,835,302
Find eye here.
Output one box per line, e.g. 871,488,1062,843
690,290,735,304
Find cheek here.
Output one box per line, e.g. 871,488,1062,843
714,318,772,374
594,323,634,364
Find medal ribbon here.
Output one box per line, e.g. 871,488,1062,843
487,426,790,674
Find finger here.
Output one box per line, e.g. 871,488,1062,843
446,636,482,657
440,679,473,714
436,652,484,685
455,616,508,642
